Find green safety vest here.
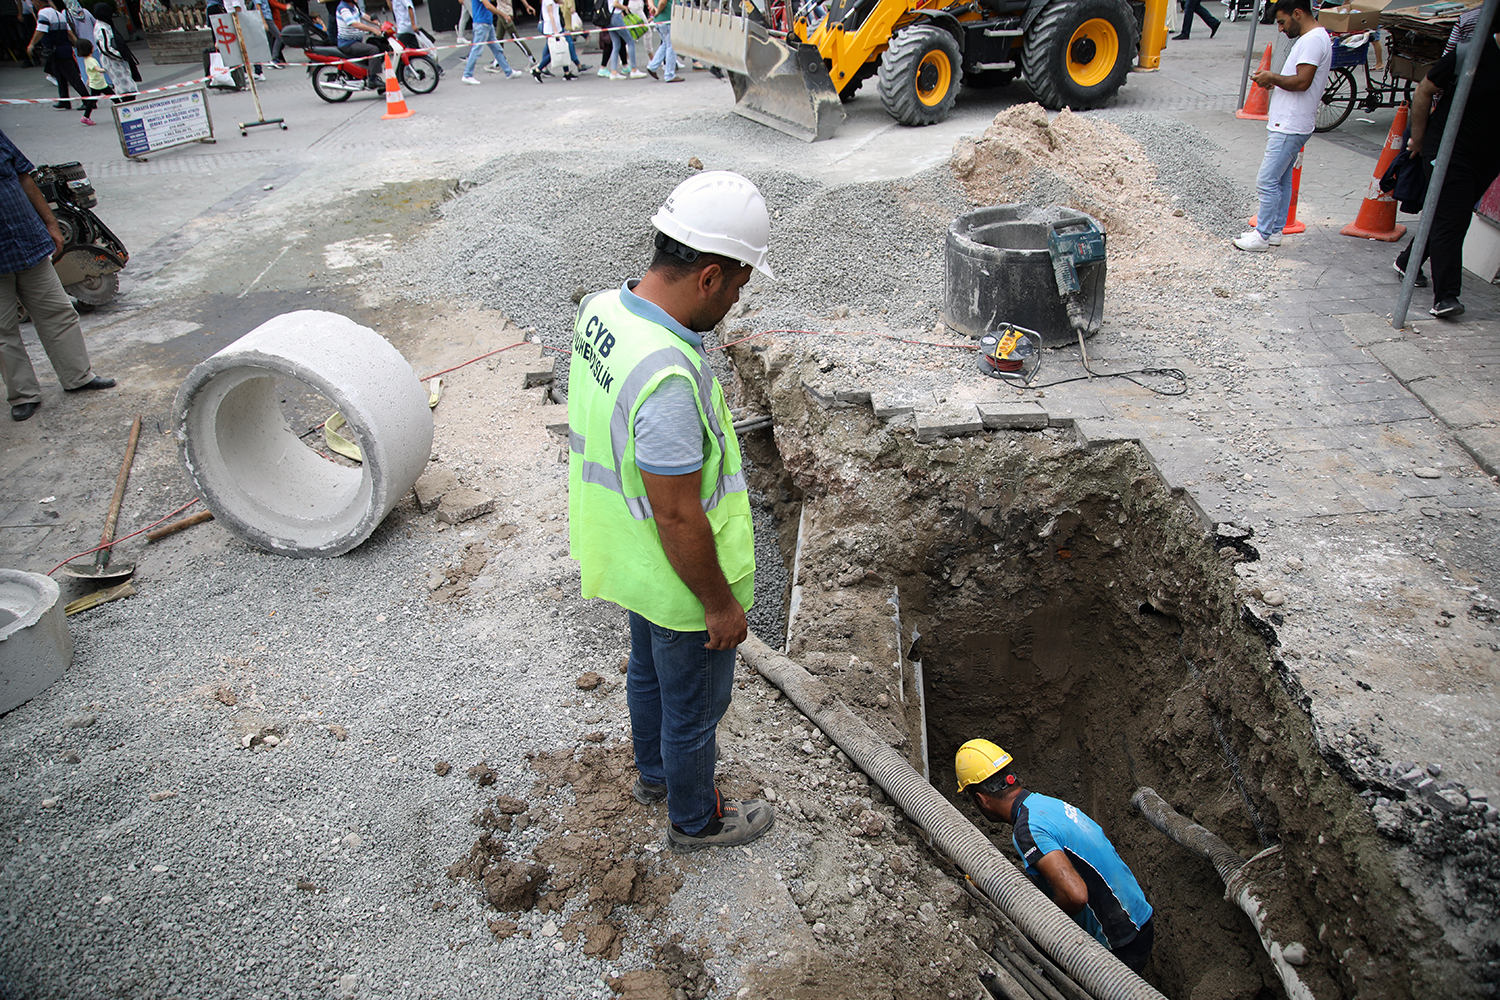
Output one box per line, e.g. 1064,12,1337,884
566,288,755,631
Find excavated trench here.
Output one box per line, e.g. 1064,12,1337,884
728,340,1467,1000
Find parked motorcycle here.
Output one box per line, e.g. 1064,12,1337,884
35,162,128,307
280,14,441,102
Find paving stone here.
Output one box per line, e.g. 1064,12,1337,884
435,487,496,524
974,400,1048,430
413,467,460,514
1455,427,1500,479
914,404,982,443
834,389,872,405
1405,380,1492,430
1340,312,1403,347
1038,394,1112,424
1368,341,1443,384
871,390,937,420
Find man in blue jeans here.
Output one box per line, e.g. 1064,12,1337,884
568,172,777,853
1234,0,1330,252
460,0,520,81
644,0,679,81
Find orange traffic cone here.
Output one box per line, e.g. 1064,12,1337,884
380,52,413,120
1340,103,1409,242
1249,148,1307,235
1237,44,1272,121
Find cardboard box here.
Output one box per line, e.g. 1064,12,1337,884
1389,54,1437,80
1320,6,1381,31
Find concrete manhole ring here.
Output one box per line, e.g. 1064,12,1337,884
0,569,73,715
174,310,433,558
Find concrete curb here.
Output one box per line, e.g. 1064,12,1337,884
174,310,434,558
0,570,73,715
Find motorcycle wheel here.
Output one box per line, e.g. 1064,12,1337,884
398,54,440,94
311,66,353,103
66,271,119,307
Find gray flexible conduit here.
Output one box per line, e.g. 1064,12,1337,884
740,635,1167,1000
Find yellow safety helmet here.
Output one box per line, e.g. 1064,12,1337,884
955,739,1015,794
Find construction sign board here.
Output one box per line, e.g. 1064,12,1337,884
112,86,216,161
209,10,272,67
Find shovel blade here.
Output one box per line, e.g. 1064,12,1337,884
673,1,844,142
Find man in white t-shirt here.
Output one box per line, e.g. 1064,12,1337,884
1234,0,1331,252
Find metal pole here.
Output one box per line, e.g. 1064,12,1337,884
1392,0,1498,328
1238,0,1262,111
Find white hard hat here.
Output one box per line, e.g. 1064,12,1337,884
650,170,776,280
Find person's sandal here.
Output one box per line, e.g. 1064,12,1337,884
667,792,774,853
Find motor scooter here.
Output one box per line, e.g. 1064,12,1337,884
281,13,441,101
35,162,128,307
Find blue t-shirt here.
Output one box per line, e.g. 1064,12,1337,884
0,129,54,275
1011,791,1153,950
470,0,494,26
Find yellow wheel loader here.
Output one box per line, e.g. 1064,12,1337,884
672,0,1169,140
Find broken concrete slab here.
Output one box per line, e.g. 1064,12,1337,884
914,404,983,443
871,390,938,420
436,488,496,525
413,467,460,513
975,400,1048,430
1456,427,1500,479
1367,341,1442,385
1340,312,1403,347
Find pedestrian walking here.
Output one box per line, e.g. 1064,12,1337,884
461,0,520,81
643,0,678,80
0,128,116,423
604,0,641,78
568,171,776,854
1233,0,1331,252
75,36,104,123
1173,0,1219,40
92,3,140,98
535,0,584,78
1394,24,1500,318
26,0,86,110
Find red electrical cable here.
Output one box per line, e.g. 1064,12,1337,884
47,498,201,576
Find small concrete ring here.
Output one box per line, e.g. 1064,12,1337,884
174,310,433,558
0,569,73,714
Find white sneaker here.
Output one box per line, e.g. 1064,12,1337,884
460,75,481,85
253,71,266,80
1233,230,1271,252
1267,232,1283,246
609,72,626,79
628,69,648,78
484,62,505,73
506,69,523,78
455,33,468,43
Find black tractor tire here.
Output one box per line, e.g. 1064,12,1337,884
877,24,963,126
839,61,878,103
1022,0,1136,110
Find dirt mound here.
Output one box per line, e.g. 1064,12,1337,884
950,104,1244,292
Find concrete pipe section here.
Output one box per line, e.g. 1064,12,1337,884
0,570,73,715
174,310,433,558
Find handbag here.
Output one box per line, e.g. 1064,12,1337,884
547,32,569,62
623,11,646,38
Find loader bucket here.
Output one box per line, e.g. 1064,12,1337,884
672,0,845,142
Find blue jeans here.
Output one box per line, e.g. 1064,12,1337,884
626,611,735,834
608,10,636,72
647,21,674,79
1255,130,1308,240
464,21,511,77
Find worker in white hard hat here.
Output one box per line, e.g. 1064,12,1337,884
956,739,1156,974
567,170,775,854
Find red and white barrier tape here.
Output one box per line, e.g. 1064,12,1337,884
0,74,212,106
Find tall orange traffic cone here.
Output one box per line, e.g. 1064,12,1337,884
1340,103,1409,242
380,52,413,120
1237,44,1272,120
1249,148,1307,234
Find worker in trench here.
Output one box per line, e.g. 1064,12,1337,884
956,739,1156,973
566,170,776,854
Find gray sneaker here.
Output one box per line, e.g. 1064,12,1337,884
667,797,774,853
632,776,667,804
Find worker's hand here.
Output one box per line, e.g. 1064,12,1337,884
46,220,64,260
1250,68,1272,88
1407,136,1422,156
703,600,747,651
